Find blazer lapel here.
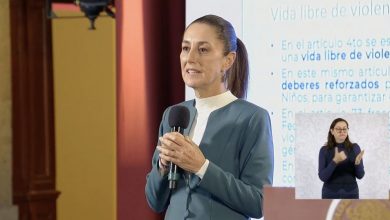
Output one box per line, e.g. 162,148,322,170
183,100,197,136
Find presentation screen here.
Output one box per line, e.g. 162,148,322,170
186,0,390,188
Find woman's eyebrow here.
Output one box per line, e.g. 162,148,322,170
182,40,210,46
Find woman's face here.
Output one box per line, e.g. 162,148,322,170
331,121,349,143
180,23,235,98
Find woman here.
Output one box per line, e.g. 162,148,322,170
145,15,274,219
318,118,365,199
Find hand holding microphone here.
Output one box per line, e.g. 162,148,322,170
158,133,206,173
159,105,189,189
157,105,206,189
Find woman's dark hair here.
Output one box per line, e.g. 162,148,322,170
188,15,249,98
326,118,353,150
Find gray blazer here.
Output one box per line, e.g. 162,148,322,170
145,99,274,220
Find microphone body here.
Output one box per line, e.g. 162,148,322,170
167,106,190,189
168,126,184,189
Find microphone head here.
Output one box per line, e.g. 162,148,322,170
168,105,190,129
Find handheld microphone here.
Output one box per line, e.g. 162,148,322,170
167,105,190,189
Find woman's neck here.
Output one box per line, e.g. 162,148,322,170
195,86,227,98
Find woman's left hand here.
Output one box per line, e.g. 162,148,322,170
157,132,206,173
355,150,364,165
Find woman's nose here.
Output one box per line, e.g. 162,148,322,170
186,48,198,63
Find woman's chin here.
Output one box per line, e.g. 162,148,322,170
336,139,346,143
183,79,201,89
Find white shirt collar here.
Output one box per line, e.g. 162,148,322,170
195,91,237,113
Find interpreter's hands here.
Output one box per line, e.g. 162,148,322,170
157,132,206,173
333,147,347,164
355,150,364,165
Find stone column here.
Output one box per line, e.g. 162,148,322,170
0,0,18,219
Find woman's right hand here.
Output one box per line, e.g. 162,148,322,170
157,145,169,175
333,147,347,164
159,153,169,168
